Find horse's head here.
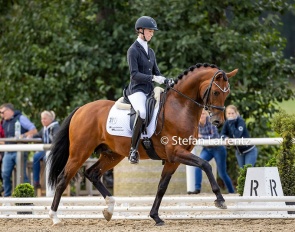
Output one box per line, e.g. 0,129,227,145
200,67,238,126
170,63,238,128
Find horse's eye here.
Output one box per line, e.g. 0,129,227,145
213,91,220,96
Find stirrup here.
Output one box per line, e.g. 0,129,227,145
128,148,139,164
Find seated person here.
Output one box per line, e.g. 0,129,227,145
30,111,60,189
0,103,37,197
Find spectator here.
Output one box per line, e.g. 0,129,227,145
0,118,5,195
220,104,258,168
28,110,60,191
0,103,37,197
189,109,234,194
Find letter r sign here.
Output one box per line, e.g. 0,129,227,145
243,167,284,197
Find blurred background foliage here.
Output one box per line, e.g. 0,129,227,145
0,0,295,187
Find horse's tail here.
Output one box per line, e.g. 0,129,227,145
47,107,80,188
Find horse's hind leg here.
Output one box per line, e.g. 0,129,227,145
49,158,86,226
84,151,124,222
49,169,69,225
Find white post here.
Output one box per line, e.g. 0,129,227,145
45,151,55,197
186,146,199,192
16,151,22,186
186,164,195,192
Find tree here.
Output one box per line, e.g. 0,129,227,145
139,0,295,171
272,109,295,196
145,0,294,137
0,0,294,149
0,0,132,125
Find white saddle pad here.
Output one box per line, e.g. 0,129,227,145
106,104,160,138
106,87,163,138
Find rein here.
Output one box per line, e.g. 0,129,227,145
155,70,230,135
155,85,169,135
170,70,229,115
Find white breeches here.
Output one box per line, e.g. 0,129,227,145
128,92,147,119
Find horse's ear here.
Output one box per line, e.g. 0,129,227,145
226,69,238,78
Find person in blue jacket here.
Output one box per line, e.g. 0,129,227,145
0,103,37,197
125,16,166,164
220,105,258,168
189,109,234,194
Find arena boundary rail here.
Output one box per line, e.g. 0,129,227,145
0,138,294,219
1,196,295,219
0,137,285,152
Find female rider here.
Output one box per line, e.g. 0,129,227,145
126,16,166,164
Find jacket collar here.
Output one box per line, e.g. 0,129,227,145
135,40,149,58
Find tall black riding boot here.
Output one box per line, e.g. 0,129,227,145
128,115,144,164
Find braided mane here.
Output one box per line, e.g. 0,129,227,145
174,63,219,85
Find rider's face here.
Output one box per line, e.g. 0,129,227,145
139,29,154,42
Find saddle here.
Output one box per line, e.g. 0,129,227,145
114,87,163,161
115,87,163,130
122,89,156,132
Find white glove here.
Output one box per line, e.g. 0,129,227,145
152,75,166,84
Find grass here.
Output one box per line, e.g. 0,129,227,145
276,79,295,114
277,99,295,114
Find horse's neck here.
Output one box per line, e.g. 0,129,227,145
175,73,205,104
164,91,202,135
168,75,203,115
162,71,207,135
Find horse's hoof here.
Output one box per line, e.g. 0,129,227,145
155,221,165,226
49,210,63,226
103,208,113,221
214,200,227,209
52,221,64,227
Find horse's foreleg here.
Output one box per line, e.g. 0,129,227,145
175,152,226,209
84,153,124,222
200,157,227,209
150,162,179,226
49,170,68,226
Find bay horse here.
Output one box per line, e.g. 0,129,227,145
48,63,238,226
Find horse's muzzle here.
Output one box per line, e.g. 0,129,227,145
211,120,221,127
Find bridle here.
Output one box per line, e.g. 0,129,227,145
167,70,230,116
155,70,230,135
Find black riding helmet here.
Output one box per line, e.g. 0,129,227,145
135,16,159,32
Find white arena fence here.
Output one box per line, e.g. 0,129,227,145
0,137,285,152
1,196,295,219
0,137,294,220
